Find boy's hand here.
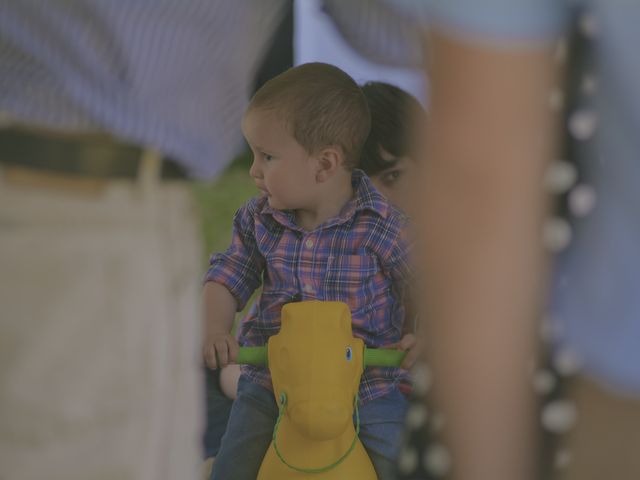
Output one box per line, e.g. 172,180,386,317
389,333,422,370
203,333,239,369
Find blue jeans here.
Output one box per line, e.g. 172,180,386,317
202,367,234,458
210,376,409,480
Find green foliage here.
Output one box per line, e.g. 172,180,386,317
192,150,258,330
192,150,255,257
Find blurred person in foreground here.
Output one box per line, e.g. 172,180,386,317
414,1,640,480
0,2,287,479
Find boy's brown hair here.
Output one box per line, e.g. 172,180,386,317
247,62,370,170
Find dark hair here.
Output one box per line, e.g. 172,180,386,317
247,62,370,170
359,82,426,176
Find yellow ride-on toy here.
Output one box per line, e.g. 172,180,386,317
235,300,406,479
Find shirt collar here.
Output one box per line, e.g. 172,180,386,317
343,169,390,220
259,169,390,231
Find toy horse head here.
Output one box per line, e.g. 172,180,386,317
268,301,363,441
233,300,404,478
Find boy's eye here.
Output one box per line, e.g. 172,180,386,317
263,153,273,161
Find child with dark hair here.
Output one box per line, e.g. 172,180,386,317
360,81,426,212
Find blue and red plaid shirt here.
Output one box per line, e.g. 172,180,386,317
205,170,412,402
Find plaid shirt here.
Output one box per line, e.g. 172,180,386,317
205,170,412,402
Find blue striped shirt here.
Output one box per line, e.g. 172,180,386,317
0,0,287,179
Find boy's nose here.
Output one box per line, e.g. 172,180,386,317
249,159,262,179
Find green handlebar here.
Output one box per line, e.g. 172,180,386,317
235,346,268,366
364,348,406,368
234,346,405,368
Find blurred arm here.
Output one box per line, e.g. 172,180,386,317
419,30,559,480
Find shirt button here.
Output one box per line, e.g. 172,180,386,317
304,283,314,293
305,239,314,249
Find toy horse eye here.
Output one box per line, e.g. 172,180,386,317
345,346,353,361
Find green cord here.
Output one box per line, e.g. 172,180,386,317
272,392,360,474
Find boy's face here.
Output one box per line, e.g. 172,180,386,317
242,109,319,211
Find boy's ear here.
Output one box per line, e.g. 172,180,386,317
315,146,343,182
